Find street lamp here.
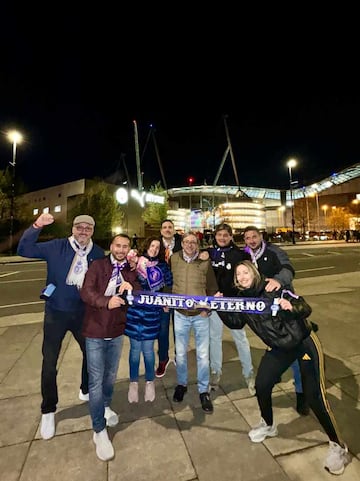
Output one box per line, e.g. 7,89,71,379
286,158,297,244
7,130,23,254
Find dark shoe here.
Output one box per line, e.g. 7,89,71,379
156,358,170,378
200,392,213,413
296,392,310,416
173,385,187,402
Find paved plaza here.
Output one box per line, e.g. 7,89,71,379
0,260,360,480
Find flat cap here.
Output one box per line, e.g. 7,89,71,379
73,215,95,226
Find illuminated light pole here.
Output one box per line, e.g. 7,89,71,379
7,130,23,254
212,207,218,230
286,158,297,244
311,184,321,234
322,204,328,229
278,205,285,226
302,187,310,233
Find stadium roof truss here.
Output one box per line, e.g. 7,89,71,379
167,162,360,203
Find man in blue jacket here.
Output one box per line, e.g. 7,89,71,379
17,213,104,440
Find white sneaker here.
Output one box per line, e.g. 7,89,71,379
40,413,55,440
144,381,155,402
324,441,348,475
128,382,139,403
79,389,89,402
248,418,278,443
246,375,256,396
104,407,119,427
93,428,114,461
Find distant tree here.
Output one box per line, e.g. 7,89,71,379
142,182,169,229
0,169,11,221
328,207,351,231
293,198,308,235
68,178,125,239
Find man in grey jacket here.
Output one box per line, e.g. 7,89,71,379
170,232,219,414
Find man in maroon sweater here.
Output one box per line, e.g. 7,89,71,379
80,234,140,461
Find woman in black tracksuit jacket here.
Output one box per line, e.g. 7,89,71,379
219,260,348,475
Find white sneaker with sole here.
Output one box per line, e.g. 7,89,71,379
128,382,139,403
144,381,155,402
93,428,114,461
104,407,119,427
40,413,55,440
79,389,89,402
324,441,348,475
248,418,278,443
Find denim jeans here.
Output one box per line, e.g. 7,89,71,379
174,310,210,394
209,310,254,379
129,338,155,381
85,336,123,433
41,306,87,413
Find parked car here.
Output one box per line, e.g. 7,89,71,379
305,231,331,241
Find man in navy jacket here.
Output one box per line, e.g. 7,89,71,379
17,213,104,440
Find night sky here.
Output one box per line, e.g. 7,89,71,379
1,9,359,194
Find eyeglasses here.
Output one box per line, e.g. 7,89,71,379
74,225,93,233
183,240,197,245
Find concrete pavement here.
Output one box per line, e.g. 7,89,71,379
1,260,360,480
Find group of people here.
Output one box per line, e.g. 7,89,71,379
16,215,349,475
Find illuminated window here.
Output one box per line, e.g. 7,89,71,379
33,208,39,215
43,207,49,214
54,205,61,212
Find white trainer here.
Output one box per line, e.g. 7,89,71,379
246,375,256,396
144,381,156,402
104,406,119,427
40,413,55,440
248,418,278,443
79,389,89,402
128,382,139,403
93,428,114,461
324,441,348,475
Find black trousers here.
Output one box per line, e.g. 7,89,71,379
256,332,343,445
41,307,87,413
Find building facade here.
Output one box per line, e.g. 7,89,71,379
19,162,360,239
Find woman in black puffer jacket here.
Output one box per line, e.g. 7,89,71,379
218,260,348,475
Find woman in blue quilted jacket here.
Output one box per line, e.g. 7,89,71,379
125,236,172,404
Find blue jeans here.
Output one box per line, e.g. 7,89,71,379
174,310,210,394
209,310,254,379
85,336,123,433
129,338,155,381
